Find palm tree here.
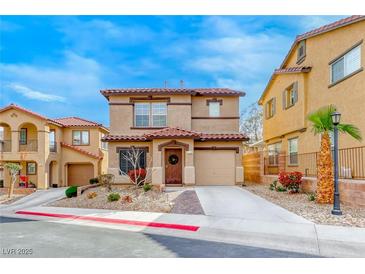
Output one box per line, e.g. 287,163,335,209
307,105,362,204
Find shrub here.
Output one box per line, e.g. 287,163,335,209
278,171,303,193
89,178,99,184
122,195,133,203
307,193,316,201
276,186,287,192
107,192,120,202
87,192,97,199
65,186,78,198
128,169,146,186
143,183,152,192
269,180,278,191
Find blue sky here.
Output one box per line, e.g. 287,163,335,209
0,15,344,126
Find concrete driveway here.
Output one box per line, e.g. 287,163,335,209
195,186,311,224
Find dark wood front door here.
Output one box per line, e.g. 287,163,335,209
165,149,182,185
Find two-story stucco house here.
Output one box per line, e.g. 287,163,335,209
0,104,109,189
258,15,365,178
101,88,248,186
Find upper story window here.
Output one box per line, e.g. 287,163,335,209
288,137,298,165
135,102,167,127
330,44,361,85
283,82,298,109
209,102,220,117
297,40,306,64
265,98,276,119
101,133,108,150
72,130,89,146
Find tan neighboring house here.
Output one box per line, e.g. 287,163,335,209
0,104,109,189
258,15,365,179
101,88,248,186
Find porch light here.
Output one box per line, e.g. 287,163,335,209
331,111,341,126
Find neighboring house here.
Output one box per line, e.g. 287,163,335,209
258,15,365,179
0,104,109,189
101,88,248,186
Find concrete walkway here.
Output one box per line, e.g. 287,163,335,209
195,186,311,224
0,187,66,213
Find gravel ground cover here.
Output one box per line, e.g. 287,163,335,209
50,185,176,213
244,183,365,228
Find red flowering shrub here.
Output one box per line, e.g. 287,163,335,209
128,169,146,186
278,171,303,193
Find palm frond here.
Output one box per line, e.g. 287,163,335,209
337,123,362,141
307,105,336,134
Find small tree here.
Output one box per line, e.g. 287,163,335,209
119,147,152,187
98,174,115,192
240,103,263,143
4,163,22,198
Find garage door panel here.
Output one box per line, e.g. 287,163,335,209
68,164,94,187
195,150,235,185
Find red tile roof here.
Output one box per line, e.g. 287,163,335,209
144,127,200,139
0,103,108,131
102,127,249,142
280,15,365,69
100,88,245,99
274,66,312,74
60,142,103,159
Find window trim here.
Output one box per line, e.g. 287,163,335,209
329,41,363,87
288,137,299,166
267,142,281,166
265,98,276,119
72,130,90,146
26,162,37,175
296,40,306,64
101,133,108,150
134,102,167,128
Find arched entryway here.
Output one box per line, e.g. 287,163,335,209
48,161,58,188
18,122,38,152
0,122,12,152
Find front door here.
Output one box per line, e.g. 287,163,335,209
165,149,182,185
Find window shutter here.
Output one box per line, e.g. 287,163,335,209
265,102,268,119
293,82,298,103
272,98,276,115
282,90,286,109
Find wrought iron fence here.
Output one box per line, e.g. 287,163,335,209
49,141,57,152
264,146,365,180
0,140,11,152
19,139,38,152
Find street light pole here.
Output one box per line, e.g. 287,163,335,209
331,112,342,215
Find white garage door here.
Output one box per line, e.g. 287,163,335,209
195,150,235,185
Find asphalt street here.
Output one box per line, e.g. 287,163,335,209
0,216,317,258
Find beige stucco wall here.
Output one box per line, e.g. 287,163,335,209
261,20,365,154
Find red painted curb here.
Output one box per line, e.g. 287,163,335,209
15,210,200,232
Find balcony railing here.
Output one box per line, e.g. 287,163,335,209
0,140,11,152
19,139,38,152
264,146,365,180
49,141,57,152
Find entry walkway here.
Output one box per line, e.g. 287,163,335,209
195,186,311,224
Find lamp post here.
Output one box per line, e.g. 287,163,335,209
331,111,342,215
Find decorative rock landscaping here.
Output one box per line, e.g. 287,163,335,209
244,183,365,228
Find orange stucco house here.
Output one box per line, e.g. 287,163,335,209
101,88,248,186
0,104,109,189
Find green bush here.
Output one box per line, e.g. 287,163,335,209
65,186,78,198
276,186,287,192
107,192,120,202
307,193,316,201
269,180,278,191
143,183,152,192
89,177,99,184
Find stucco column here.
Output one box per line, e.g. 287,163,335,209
151,150,163,185
37,161,48,189
184,150,195,185
11,130,18,152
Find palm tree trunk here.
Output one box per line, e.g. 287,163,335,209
316,132,334,204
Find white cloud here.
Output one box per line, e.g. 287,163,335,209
7,83,65,102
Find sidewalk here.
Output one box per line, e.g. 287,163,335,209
8,206,365,258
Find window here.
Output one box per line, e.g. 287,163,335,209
119,148,146,174
72,130,89,145
20,128,27,145
209,102,220,117
26,162,37,175
101,134,108,150
288,138,298,165
265,98,276,119
330,45,361,84
283,82,298,109
268,142,281,166
0,127,4,141
49,129,56,152
135,102,167,127
297,40,306,64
